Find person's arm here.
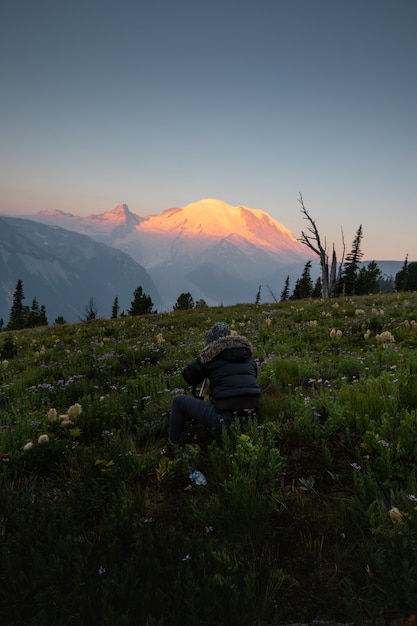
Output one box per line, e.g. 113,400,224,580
182,357,205,386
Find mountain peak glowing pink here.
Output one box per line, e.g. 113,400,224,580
137,198,302,256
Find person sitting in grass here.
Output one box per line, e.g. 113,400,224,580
165,322,261,454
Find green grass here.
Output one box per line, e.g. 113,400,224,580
1,293,417,624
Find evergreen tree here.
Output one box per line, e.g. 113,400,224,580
111,296,120,319
54,316,67,325
255,285,261,305
28,297,40,326
27,297,48,327
128,286,154,316
280,275,290,302
173,292,194,311
338,225,364,295
39,305,48,326
312,276,322,298
291,261,313,299
8,279,25,330
406,262,417,291
355,260,381,295
396,261,417,292
195,299,208,309
395,255,409,292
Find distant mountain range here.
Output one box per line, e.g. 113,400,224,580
0,217,161,323
0,199,406,323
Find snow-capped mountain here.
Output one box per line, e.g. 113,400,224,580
20,198,311,308
29,199,311,307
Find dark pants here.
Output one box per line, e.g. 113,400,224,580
168,394,238,445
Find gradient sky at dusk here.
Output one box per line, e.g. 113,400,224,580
1,0,416,261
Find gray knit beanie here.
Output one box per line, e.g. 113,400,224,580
204,322,231,346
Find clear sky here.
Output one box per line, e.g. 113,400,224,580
1,0,416,261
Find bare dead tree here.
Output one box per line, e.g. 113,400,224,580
266,284,278,303
298,193,344,298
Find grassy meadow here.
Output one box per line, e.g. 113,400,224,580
1,292,417,625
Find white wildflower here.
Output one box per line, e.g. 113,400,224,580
388,507,402,524
67,403,82,420
47,408,58,422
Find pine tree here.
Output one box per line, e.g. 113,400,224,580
128,286,154,316
291,261,313,299
338,225,363,295
280,276,290,302
111,296,120,319
8,279,25,330
396,261,417,292
355,261,381,295
27,297,47,327
173,292,194,311
395,255,409,292
312,277,322,298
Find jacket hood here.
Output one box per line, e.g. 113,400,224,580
200,334,253,364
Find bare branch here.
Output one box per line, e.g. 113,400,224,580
297,193,326,258
266,284,278,303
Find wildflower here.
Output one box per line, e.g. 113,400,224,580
350,462,362,470
330,328,336,338
23,441,34,452
364,329,371,340
376,331,395,346
98,565,106,575
182,554,191,561
2,360,8,368
67,403,82,420
265,318,272,326
144,516,153,523
205,526,214,534
47,408,58,422
355,309,365,316
38,434,49,444
377,439,390,447
156,333,165,344
309,320,317,328
407,494,417,502
60,415,74,427
388,507,402,524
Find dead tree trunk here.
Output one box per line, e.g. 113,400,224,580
298,193,342,298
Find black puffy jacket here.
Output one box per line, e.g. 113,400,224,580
182,334,261,411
